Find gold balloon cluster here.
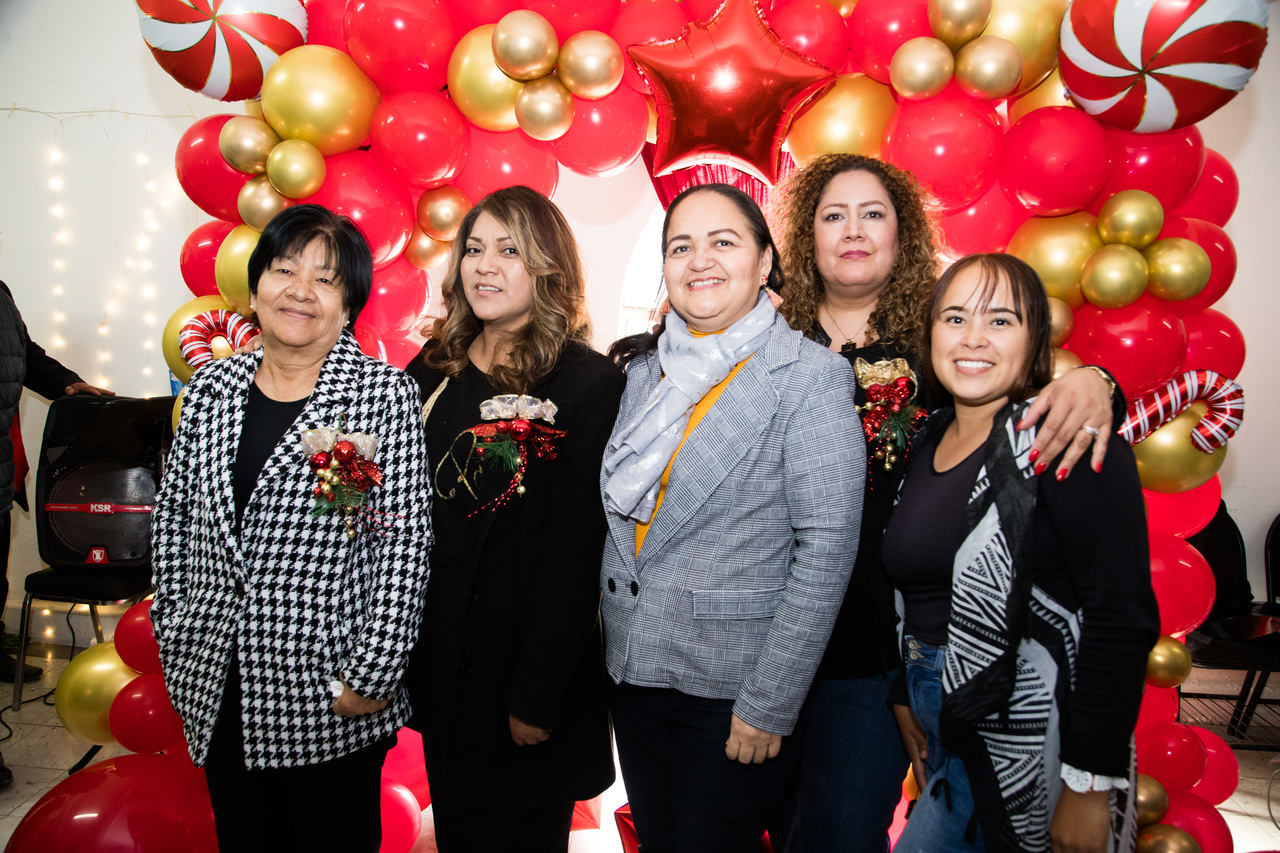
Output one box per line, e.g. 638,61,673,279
405,186,474,271
1135,774,1204,853
217,113,329,234
449,13,625,141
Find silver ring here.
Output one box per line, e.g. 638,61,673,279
1080,425,1101,437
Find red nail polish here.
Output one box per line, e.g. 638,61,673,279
1093,461,1102,474
1033,461,1047,476
1056,468,1067,482
1028,448,1040,464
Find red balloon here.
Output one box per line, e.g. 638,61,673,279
384,336,426,371
1067,294,1186,399
180,221,236,299
611,0,692,92
370,92,470,190
362,257,430,335
353,319,387,361
1149,531,1216,638
765,0,850,72
450,0,524,33
549,86,649,177
114,600,162,674
999,107,1110,216
1137,685,1180,728
528,0,623,42
1158,216,1238,317
939,180,1030,255
345,0,457,94
845,0,932,85
1171,149,1240,228
1145,476,1222,539
1136,721,1208,793
1181,309,1245,378
6,753,215,853
303,0,350,52
1188,726,1239,806
1164,788,1235,853
307,151,415,269
109,673,184,755
882,86,1004,214
1088,126,1205,214
454,127,559,202
381,727,431,810
379,780,422,853
175,115,253,222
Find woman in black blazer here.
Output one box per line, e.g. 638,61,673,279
404,186,621,853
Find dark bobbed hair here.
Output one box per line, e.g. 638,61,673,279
424,185,592,394
608,183,784,368
921,253,1053,405
247,203,374,328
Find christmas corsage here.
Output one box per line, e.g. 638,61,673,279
300,425,384,539
855,357,928,473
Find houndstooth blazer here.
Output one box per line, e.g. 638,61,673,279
151,332,433,769
600,313,866,736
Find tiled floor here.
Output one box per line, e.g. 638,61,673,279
1,652,1278,851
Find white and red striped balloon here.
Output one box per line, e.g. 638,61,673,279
1058,0,1269,133
136,0,308,102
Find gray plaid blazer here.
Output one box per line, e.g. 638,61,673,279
600,314,865,735
151,332,433,769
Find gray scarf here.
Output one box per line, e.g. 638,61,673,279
603,291,776,523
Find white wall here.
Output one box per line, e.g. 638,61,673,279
0,1,1274,643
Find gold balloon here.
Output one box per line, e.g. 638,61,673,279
1081,244,1149,309
261,45,381,157
162,295,234,384
1051,348,1083,380
1136,774,1171,828
55,642,140,745
218,116,281,175
890,37,956,101
417,186,473,242
405,226,452,270
244,98,264,120
171,386,186,433
214,225,261,318
493,10,559,81
787,74,898,165
237,175,293,232
980,0,1068,96
821,0,858,17
449,25,525,131
1008,66,1073,122
1137,824,1202,853
516,74,575,141
954,36,1022,100
929,0,992,51
1048,297,1073,347
266,138,327,200
1098,190,1165,250
1145,238,1212,302
1134,403,1229,494
1146,635,1193,688
557,30,625,99
1007,212,1102,308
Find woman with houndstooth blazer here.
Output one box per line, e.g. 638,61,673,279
151,205,433,852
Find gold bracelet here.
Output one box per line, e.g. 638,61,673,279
1078,364,1117,396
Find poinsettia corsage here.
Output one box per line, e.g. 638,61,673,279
855,357,928,473
300,426,384,539
437,394,565,517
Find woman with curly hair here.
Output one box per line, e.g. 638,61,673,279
771,155,1123,853
404,185,622,852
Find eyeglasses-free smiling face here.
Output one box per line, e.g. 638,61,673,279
460,211,537,335
930,265,1032,416
662,191,773,334
813,169,901,298
253,238,349,356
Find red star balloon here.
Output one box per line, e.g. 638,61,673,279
629,0,835,185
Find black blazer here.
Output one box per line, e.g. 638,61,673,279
404,340,623,814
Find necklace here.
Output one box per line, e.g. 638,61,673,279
822,306,870,354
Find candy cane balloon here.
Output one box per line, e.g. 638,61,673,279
1121,369,1245,452
178,309,260,374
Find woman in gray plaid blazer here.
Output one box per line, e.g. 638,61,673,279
600,184,865,852
151,205,432,851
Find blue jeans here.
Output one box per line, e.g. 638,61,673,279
775,673,908,853
894,639,986,853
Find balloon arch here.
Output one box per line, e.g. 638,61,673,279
15,1,1268,851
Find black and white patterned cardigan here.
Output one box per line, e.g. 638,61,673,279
151,332,433,769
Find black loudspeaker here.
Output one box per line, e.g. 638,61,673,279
35,395,176,569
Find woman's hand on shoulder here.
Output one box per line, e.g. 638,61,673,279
332,680,388,718
1016,366,1115,481
509,713,552,746
1049,788,1111,853
725,714,782,765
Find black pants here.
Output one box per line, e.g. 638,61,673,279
433,801,575,853
203,656,394,853
612,683,800,853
